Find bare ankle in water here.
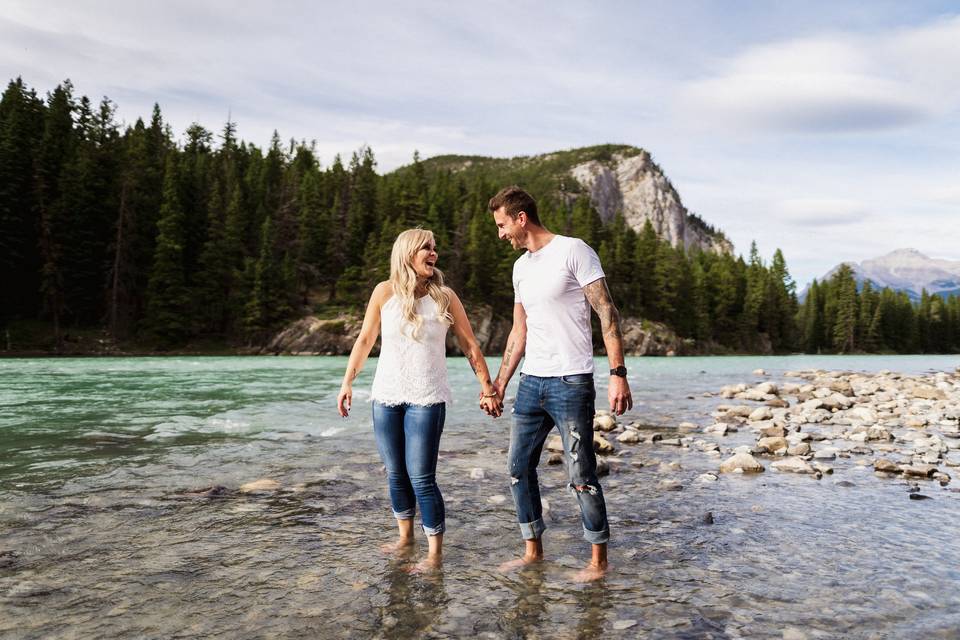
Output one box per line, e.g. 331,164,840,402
498,538,544,572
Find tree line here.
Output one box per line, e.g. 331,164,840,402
1,78,958,353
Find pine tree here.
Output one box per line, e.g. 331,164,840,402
831,264,858,353
145,157,190,344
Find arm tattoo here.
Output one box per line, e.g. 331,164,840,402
583,279,623,341
466,353,479,375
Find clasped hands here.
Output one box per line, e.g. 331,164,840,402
478,380,504,418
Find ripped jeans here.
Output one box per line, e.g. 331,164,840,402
507,373,610,544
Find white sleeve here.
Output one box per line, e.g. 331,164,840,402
570,239,605,287
512,260,521,304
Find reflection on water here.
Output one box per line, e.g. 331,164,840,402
2,355,960,637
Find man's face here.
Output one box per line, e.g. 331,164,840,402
493,207,526,250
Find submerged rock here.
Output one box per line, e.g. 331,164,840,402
239,479,281,494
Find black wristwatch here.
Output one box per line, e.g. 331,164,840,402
609,366,627,378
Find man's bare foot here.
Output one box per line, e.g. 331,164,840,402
407,553,442,574
380,537,415,555
498,554,543,573
570,560,608,583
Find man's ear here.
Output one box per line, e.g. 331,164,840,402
517,211,527,227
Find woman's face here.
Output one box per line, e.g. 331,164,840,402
411,238,438,280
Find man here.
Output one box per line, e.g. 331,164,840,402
489,185,632,582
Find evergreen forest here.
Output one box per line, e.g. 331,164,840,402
1,79,958,354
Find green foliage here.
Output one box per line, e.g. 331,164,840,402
3,78,958,354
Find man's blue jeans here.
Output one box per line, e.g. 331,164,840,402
508,373,610,544
372,402,446,536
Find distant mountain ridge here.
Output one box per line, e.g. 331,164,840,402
410,145,732,254
817,249,960,301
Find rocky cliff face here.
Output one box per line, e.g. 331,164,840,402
568,150,732,254
264,311,699,357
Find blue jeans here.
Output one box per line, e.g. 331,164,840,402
372,402,446,536
508,373,610,544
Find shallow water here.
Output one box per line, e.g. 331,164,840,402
2,355,960,638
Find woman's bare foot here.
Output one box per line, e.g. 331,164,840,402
407,553,442,574
380,537,415,555
570,560,608,582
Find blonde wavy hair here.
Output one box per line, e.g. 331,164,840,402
389,228,453,339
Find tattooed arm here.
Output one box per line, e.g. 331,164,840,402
337,282,389,417
493,303,527,400
582,278,633,415
447,289,502,417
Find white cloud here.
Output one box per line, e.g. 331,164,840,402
775,198,867,226
679,17,960,133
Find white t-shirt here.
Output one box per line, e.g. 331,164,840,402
513,235,605,376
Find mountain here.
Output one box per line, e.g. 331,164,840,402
816,249,960,301
412,145,732,254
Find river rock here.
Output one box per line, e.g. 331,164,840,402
757,436,788,453
813,448,838,460
766,398,790,408
696,473,719,483
704,423,732,436
900,464,937,477
547,453,564,465
596,458,610,477
546,435,564,453
470,468,486,480
847,406,878,424
753,368,767,376
912,385,945,400
658,479,683,491
771,457,817,475
617,430,642,444
867,426,893,441
787,442,812,456
239,479,281,493
873,458,901,473
720,452,765,474
760,424,787,438
812,462,834,474
593,434,615,454
749,407,773,422
593,415,617,432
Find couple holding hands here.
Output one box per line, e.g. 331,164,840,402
337,186,633,581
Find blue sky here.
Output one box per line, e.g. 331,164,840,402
2,0,958,287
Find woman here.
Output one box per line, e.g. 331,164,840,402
337,228,502,571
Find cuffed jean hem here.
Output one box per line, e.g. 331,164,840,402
583,525,610,545
393,508,415,520
519,518,546,541
422,522,445,536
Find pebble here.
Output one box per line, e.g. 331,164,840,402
613,620,638,630
469,468,486,480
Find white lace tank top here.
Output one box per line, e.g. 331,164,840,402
370,294,452,406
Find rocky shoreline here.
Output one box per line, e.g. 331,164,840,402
579,366,960,495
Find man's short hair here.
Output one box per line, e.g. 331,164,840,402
488,185,541,226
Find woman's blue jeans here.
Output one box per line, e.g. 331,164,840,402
508,373,610,544
372,401,446,536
